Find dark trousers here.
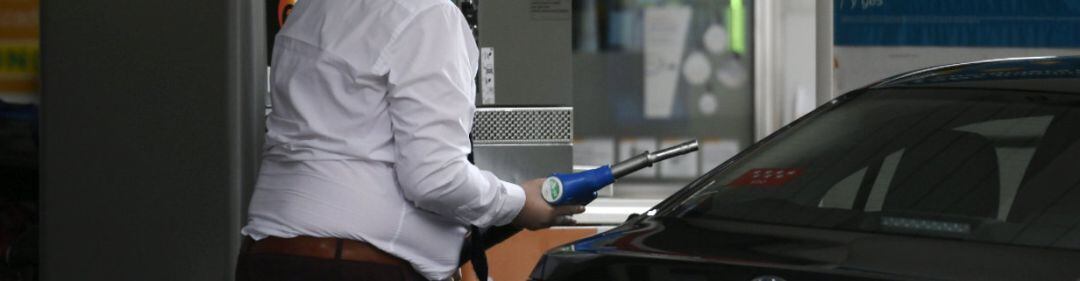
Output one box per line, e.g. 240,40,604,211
235,252,428,281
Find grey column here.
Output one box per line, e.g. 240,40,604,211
40,0,265,280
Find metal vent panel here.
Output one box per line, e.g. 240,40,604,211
471,107,573,145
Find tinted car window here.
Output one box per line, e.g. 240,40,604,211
666,88,1080,250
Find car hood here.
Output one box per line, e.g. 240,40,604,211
530,216,1080,281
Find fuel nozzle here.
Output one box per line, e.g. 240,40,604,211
541,140,700,205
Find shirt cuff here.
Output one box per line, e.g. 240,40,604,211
491,180,526,227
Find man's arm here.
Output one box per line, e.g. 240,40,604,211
381,3,524,228
382,3,583,229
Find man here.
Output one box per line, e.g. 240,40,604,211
235,0,585,280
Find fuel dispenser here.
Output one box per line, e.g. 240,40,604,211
457,0,575,187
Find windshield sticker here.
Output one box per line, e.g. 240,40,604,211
728,168,803,187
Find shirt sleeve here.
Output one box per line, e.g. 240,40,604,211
380,3,525,228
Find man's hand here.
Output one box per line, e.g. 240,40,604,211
512,178,586,230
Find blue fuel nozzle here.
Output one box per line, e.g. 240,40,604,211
541,139,700,206
541,165,615,206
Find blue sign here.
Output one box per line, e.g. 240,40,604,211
835,0,1080,47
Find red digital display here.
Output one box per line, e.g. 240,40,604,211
727,168,803,187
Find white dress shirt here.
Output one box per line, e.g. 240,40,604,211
241,1,526,280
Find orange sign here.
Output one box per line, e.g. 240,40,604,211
278,0,297,27
0,0,39,95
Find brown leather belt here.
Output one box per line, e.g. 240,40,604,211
245,236,410,268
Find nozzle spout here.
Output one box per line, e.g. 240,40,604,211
609,140,699,179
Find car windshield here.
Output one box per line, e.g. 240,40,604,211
663,87,1080,250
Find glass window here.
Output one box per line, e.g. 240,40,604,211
571,0,754,193
665,88,1080,250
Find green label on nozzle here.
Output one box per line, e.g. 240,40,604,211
542,177,562,202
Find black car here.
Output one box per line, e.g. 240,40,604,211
531,57,1080,281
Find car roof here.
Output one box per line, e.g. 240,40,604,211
867,56,1080,94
